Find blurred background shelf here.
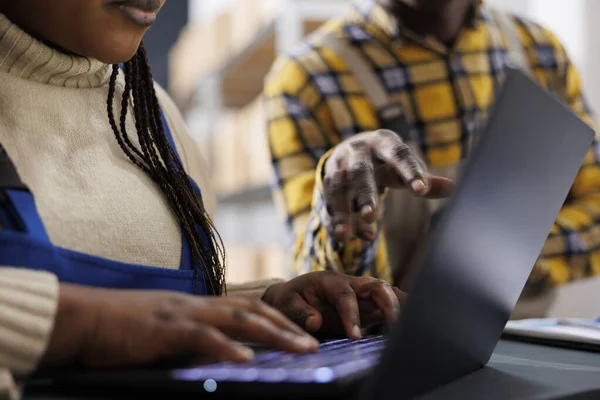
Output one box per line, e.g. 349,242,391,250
218,185,272,205
167,0,351,282
170,0,350,112
170,11,278,112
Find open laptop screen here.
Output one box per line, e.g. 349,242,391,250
363,68,596,399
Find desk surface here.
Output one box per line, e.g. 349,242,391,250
24,339,600,400
422,339,600,400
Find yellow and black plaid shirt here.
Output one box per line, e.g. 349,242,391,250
264,0,600,287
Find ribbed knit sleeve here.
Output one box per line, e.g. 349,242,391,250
228,279,284,300
0,268,58,380
0,368,19,400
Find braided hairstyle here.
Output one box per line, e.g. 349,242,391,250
106,42,226,295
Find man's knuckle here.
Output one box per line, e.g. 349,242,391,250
183,325,208,344
348,160,373,180
326,175,348,196
154,306,176,323
404,155,423,170
249,299,266,312
375,129,396,139
339,288,355,298
355,190,376,205
357,275,375,284
349,140,370,152
376,278,390,286
292,307,315,322
167,293,187,306
392,143,412,160
279,294,295,309
232,308,250,323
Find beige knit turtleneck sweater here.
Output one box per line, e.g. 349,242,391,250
0,12,215,270
0,14,280,398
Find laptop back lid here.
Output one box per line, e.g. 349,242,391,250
362,68,596,399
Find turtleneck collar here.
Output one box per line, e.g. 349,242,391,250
0,13,112,88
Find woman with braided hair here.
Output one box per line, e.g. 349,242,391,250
107,46,227,296
0,0,406,385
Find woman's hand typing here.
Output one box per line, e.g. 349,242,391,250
262,271,406,340
42,284,319,368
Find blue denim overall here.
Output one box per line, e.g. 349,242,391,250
0,110,212,295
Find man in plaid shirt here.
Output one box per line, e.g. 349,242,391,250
264,0,600,313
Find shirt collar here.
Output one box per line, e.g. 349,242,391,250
351,0,484,43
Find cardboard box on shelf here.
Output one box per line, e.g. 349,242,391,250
170,0,338,110
258,245,289,280
234,106,253,190
194,136,214,172
169,10,234,107
225,245,290,284
226,245,261,284
245,97,272,187
212,9,235,62
212,112,247,194
230,0,281,55
259,0,284,23
212,96,272,197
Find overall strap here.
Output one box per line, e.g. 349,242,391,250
0,146,26,190
321,12,531,123
0,146,49,240
161,111,179,162
318,33,412,141
159,110,203,199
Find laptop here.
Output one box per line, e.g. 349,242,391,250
33,68,595,399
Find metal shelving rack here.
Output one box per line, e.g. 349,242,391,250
169,0,349,280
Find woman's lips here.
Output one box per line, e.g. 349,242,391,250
107,0,161,27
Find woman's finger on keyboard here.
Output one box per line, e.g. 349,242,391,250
357,299,385,327
318,280,362,340
351,277,402,324
269,292,323,335
190,300,318,354
217,297,308,336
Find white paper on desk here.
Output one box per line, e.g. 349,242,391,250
504,319,600,345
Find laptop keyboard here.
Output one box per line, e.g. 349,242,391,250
172,335,387,384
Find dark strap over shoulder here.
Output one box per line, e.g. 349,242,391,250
0,145,27,190
318,32,412,141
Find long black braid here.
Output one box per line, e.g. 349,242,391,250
106,42,226,295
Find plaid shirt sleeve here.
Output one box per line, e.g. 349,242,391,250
264,56,392,282
527,26,600,290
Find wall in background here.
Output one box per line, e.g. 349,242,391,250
144,0,188,89
189,0,238,23
489,0,597,115
584,1,600,115
528,0,585,70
